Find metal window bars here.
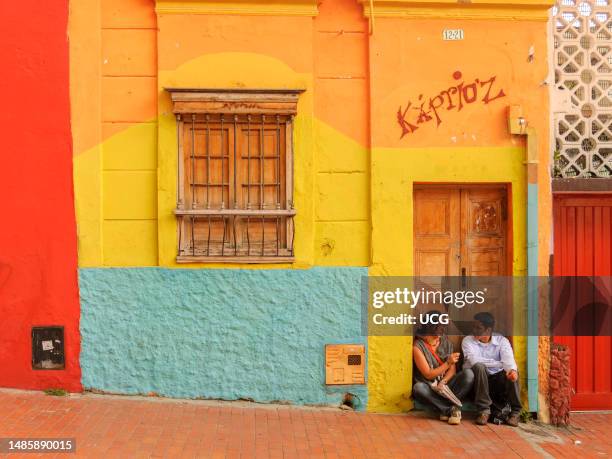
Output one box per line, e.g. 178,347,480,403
175,113,295,262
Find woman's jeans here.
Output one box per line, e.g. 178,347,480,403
412,369,475,416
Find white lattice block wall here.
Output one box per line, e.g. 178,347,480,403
553,0,612,177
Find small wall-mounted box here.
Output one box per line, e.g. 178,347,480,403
325,344,365,385
32,326,65,370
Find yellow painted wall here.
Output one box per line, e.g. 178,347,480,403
365,17,551,412
313,0,370,267
366,147,528,411
71,0,371,269
71,0,158,267
156,53,316,268
70,0,553,413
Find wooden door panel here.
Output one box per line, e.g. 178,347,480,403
415,199,452,236
461,188,510,332
415,251,450,277
467,248,505,276
461,188,507,276
414,188,460,277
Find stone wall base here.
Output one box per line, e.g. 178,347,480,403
549,343,571,426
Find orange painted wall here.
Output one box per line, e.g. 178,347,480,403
313,0,371,264
72,2,555,275
368,17,551,272
314,0,369,147
88,0,372,267
71,0,158,267
70,0,553,413
100,0,158,267
73,0,375,268
370,19,548,148
71,3,553,269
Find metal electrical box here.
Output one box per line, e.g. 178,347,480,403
32,326,65,370
325,344,365,385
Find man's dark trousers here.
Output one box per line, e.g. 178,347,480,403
471,363,522,415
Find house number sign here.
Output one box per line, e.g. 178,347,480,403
443,29,464,41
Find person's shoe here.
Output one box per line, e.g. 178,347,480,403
448,406,461,425
475,412,489,425
439,414,450,421
506,413,520,427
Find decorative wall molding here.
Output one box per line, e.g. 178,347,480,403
155,0,319,16
357,0,554,21
165,88,305,115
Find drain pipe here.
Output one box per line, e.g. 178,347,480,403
508,105,539,413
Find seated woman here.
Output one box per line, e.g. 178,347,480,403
412,311,474,425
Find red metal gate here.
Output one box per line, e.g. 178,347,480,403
553,194,612,410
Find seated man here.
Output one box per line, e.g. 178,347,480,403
462,312,522,427
412,311,474,425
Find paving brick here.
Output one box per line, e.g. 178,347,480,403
0,390,611,458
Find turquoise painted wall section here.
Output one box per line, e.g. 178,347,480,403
527,183,539,411
79,267,368,409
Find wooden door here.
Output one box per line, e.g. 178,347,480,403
553,194,612,410
414,185,508,277
414,185,509,345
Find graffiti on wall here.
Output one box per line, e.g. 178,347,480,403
397,70,506,139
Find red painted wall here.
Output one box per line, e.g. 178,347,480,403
0,1,81,391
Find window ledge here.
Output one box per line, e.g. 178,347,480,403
175,209,297,217
176,256,296,264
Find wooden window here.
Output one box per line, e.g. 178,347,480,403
166,89,303,263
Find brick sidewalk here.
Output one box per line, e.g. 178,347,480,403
0,390,610,458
